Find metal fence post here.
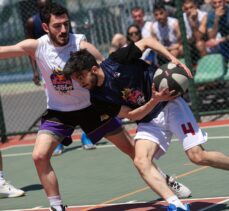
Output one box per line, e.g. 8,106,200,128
175,0,200,122
0,94,7,143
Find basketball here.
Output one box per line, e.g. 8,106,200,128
153,62,189,96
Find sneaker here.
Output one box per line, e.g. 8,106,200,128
0,181,25,198
50,205,67,211
166,175,191,198
167,203,190,211
53,144,64,156
81,133,96,150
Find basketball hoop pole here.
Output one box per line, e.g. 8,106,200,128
175,0,201,122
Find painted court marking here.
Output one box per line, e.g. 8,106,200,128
4,197,229,211
2,120,229,210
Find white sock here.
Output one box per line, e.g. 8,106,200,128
0,171,5,185
48,195,63,210
167,195,186,210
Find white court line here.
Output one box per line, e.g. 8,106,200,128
2,136,229,158
3,197,229,211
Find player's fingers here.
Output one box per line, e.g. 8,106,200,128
177,63,193,78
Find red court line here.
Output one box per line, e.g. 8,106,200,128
15,196,229,211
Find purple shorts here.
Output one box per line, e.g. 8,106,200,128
39,106,122,145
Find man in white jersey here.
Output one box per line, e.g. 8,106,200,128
131,6,153,38
0,3,191,211
182,0,207,62
152,3,183,65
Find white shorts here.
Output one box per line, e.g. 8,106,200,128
134,97,208,159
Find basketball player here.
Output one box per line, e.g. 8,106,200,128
64,36,229,210
0,3,191,211
25,0,96,153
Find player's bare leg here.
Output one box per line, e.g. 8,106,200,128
106,127,191,198
32,134,62,205
186,145,229,170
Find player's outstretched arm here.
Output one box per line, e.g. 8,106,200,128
135,37,192,78
80,40,104,63
0,39,37,60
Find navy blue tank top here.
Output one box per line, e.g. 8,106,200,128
91,42,168,123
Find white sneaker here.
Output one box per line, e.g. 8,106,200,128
166,176,191,198
0,181,25,198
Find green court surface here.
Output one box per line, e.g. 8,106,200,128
1,124,229,211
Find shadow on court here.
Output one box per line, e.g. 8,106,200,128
21,184,43,192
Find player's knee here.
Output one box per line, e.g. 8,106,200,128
134,156,150,175
32,150,50,164
186,146,206,165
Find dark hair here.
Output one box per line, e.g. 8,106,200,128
126,24,142,42
40,2,69,24
63,49,99,77
153,3,166,13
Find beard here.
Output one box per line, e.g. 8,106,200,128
49,32,69,47
90,74,98,89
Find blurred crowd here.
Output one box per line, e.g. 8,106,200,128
110,0,229,66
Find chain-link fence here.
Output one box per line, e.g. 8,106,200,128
0,0,229,141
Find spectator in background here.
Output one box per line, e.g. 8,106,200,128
25,0,52,86
131,6,153,38
109,33,127,54
25,0,96,154
200,0,213,13
182,0,207,63
160,0,177,17
0,151,25,198
109,24,155,64
151,3,183,65
130,7,156,63
206,0,229,61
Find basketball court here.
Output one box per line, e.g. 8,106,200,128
1,121,229,211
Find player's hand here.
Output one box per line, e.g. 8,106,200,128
152,84,177,102
171,58,193,79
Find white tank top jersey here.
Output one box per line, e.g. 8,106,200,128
152,17,178,47
141,21,153,38
35,33,91,111
183,9,207,39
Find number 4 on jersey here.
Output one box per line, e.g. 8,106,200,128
181,122,195,135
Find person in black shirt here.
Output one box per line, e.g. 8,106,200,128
64,37,193,210
64,36,229,211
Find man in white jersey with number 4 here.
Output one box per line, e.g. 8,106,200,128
0,3,191,210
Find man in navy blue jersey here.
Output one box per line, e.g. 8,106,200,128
64,36,229,211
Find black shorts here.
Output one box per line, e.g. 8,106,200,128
39,105,122,145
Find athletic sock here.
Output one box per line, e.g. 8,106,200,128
166,195,186,210
48,195,63,211
0,171,5,185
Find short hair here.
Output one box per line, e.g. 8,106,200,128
183,0,196,6
153,3,166,13
131,6,145,14
63,49,98,77
40,2,69,24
